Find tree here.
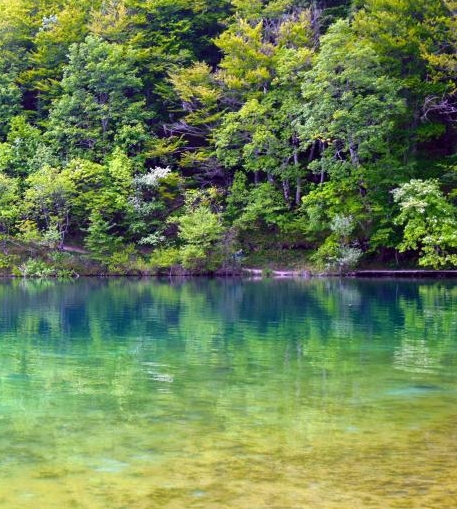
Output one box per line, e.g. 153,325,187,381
0,172,20,235
0,61,21,138
23,4,92,110
0,0,40,73
353,0,457,160
123,0,231,118
393,179,457,268
60,151,135,239
166,62,224,182
23,164,73,247
128,165,183,243
174,189,225,271
85,209,123,262
297,19,406,248
88,0,132,43
47,35,147,162
312,214,362,273
0,116,55,177
60,158,109,228
175,6,314,201
298,19,405,177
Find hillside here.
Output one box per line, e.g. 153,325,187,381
0,0,456,275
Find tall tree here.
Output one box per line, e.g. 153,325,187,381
353,0,457,161
297,19,405,248
0,61,21,138
124,0,232,116
46,35,147,162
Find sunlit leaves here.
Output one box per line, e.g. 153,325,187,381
393,179,457,268
47,35,147,161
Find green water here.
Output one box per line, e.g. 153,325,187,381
0,278,456,508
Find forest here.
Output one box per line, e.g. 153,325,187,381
0,0,456,275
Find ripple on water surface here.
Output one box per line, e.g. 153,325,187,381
0,277,456,508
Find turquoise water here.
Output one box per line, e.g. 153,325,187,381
0,277,456,508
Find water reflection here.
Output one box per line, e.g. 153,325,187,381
0,277,456,508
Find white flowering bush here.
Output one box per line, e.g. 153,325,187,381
393,179,457,268
134,166,171,188
313,214,362,273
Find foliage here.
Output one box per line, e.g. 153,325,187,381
0,62,21,137
149,247,181,272
174,190,225,271
46,35,147,162
0,0,455,272
234,182,288,230
0,172,20,234
106,244,138,274
313,214,363,273
0,116,53,177
84,209,123,263
17,257,78,278
392,179,457,268
23,165,73,247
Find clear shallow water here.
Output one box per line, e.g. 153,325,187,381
0,277,456,508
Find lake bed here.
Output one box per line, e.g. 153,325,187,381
0,278,456,508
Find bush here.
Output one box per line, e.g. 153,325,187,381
149,247,181,273
313,214,362,273
85,210,123,263
18,259,55,278
18,257,78,278
174,195,225,272
106,244,138,274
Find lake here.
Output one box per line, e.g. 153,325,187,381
0,277,456,508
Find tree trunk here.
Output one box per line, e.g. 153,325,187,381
348,139,360,167
293,145,301,204
282,179,290,203
348,137,367,197
295,177,301,205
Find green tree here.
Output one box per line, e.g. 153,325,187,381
85,209,123,263
60,151,135,239
88,0,132,43
297,19,406,249
353,0,457,160
0,172,20,235
168,62,224,179
0,116,55,177
0,62,21,138
123,0,231,119
392,179,457,268
23,4,92,110
0,0,40,72
177,6,314,203
312,214,363,272
60,158,109,228
47,35,147,162
298,19,405,179
175,189,225,271
23,164,73,247
128,165,182,243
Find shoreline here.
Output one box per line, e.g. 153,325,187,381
2,269,457,279
352,270,457,278
243,268,457,279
